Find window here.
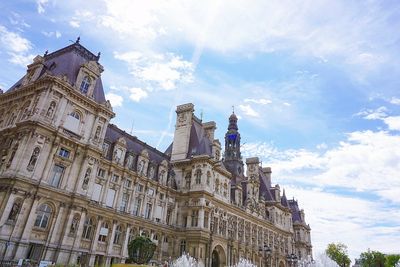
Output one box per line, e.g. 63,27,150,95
27,147,40,171
49,165,64,187
147,188,154,196
144,203,152,219
136,184,143,192
204,211,209,228
191,210,198,227
91,183,102,202
195,169,202,184
106,189,116,208
26,243,44,262
58,148,70,158
180,240,186,255
120,193,129,212
207,171,211,185
34,204,52,228
128,228,136,243
97,168,105,178
111,174,119,183
98,222,109,242
159,193,164,200
82,217,95,239
124,179,132,188
80,76,91,94
65,111,80,133
113,225,122,245
132,198,142,216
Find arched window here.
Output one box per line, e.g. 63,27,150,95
180,240,186,255
98,221,109,242
80,76,91,94
70,111,80,120
34,204,52,228
195,169,202,184
82,217,95,239
27,147,40,171
113,225,123,245
128,228,136,243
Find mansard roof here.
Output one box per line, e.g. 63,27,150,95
104,124,170,164
8,40,106,104
187,116,213,158
288,199,303,223
258,168,274,201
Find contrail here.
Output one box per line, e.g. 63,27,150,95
156,0,222,149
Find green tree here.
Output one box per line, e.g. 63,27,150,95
326,243,351,267
127,236,157,264
385,254,400,267
359,250,386,267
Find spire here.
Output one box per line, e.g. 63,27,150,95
228,111,238,131
223,109,244,177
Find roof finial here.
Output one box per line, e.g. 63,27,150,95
97,52,101,59
44,50,48,56
76,36,80,43
200,109,203,121
232,105,235,114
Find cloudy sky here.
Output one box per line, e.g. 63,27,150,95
1,0,400,261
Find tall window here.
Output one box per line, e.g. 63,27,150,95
195,169,202,184
180,240,186,255
128,228,136,243
191,210,199,227
80,76,91,94
34,204,52,228
132,198,142,216
120,193,129,212
65,111,80,133
49,165,64,187
144,203,152,219
113,225,123,245
98,222,109,242
27,147,40,171
82,217,95,239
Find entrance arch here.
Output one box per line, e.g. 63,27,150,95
211,245,226,267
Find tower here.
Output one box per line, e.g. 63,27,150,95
223,112,244,178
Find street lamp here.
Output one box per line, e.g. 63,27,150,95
259,243,272,267
286,253,298,267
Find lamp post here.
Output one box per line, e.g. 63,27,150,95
259,242,272,267
286,253,298,267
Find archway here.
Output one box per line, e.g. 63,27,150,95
279,260,286,267
211,245,226,267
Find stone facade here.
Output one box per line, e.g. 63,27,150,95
0,41,312,267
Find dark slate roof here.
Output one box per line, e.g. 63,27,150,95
281,189,289,207
8,41,106,104
186,116,213,158
258,167,274,201
104,124,170,164
288,199,303,223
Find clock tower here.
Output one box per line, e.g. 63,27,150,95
223,112,245,179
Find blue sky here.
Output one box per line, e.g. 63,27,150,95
1,0,400,261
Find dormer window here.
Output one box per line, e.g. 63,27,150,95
80,76,91,94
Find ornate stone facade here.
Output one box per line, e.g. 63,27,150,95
0,41,312,267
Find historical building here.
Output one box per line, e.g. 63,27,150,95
0,40,312,267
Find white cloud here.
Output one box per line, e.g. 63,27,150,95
283,102,291,106
69,20,80,28
244,98,272,105
114,51,193,91
128,87,148,102
389,97,400,105
356,106,387,120
36,0,49,14
105,92,123,107
383,116,400,131
238,104,260,117
42,31,62,38
0,25,34,67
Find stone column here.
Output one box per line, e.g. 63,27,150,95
105,220,118,265
199,208,205,229
89,216,103,266
67,209,87,264
122,224,131,260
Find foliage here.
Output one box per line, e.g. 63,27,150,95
385,254,400,267
127,236,157,264
325,243,351,267
359,250,386,267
